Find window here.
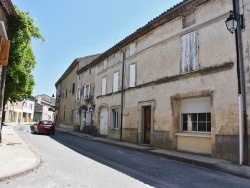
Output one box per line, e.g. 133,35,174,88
129,64,136,87
65,89,68,98
86,111,92,125
103,59,108,70
182,12,195,28
113,72,119,92
83,84,91,99
89,68,91,75
130,43,136,56
102,77,107,95
111,109,119,129
181,31,198,73
114,52,120,64
182,113,211,132
71,109,73,120
72,83,75,94
181,97,211,133
76,88,81,101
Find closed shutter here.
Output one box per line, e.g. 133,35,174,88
102,77,107,95
129,64,136,87
181,97,210,113
181,31,198,73
113,72,119,92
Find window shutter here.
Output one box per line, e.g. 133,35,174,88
113,72,119,92
181,31,198,73
0,39,10,66
102,77,107,95
83,85,86,98
130,43,136,56
129,64,136,87
87,84,91,97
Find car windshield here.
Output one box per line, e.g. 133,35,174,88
41,121,52,125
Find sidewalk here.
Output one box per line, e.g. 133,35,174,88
0,124,41,181
1,124,250,181
55,126,250,180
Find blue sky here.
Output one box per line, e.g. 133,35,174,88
11,0,183,97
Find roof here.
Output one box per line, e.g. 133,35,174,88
92,0,208,64
55,54,100,86
0,0,17,17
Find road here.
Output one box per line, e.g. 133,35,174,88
1,124,250,188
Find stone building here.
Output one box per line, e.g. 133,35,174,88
34,94,55,122
55,55,99,130
55,0,250,163
0,0,17,140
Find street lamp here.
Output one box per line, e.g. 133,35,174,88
225,10,244,34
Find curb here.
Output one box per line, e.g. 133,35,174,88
57,129,250,180
0,126,42,181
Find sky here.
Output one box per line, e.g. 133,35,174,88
11,0,183,97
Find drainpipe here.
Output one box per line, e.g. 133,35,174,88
120,49,126,141
233,0,247,165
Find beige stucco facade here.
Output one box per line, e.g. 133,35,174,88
55,0,250,163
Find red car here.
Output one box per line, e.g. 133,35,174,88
34,120,55,135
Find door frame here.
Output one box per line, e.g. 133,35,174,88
138,100,156,145
98,104,109,136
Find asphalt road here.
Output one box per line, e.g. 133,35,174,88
1,124,250,188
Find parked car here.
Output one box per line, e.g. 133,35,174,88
34,120,55,135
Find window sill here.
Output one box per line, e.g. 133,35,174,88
175,132,211,138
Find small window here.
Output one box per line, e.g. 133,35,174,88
130,43,136,56
181,31,198,73
129,64,136,87
114,52,120,64
71,109,73,120
103,59,108,70
72,83,75,94
111,109,119,129
182,12,195,28
113,72,119,92
65,89,68,98
102,77,107,95
89,68,91,75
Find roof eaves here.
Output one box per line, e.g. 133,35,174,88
0,0,17,17
93,0,208,64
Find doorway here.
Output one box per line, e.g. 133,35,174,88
100,107,108,136
143,106,151,144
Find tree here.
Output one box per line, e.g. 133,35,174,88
4,7,44,105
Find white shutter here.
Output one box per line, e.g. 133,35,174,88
102,77,107,95
83,85,87,98
113,72,119,92
181,31,198,73
129,64,136,87
87,84,91,97
86,112,92,125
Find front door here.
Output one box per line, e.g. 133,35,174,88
100,108,108,135
144,106,151,144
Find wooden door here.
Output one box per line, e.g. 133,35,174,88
144,106,151,144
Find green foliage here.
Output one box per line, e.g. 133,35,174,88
4,8,44,105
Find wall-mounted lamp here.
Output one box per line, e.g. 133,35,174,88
225,10,244,34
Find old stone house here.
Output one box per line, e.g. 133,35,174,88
55,0,250,163
75,54,100,134
55,55,99,130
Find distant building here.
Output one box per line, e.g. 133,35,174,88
4,97,35,123
34,94,55,122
